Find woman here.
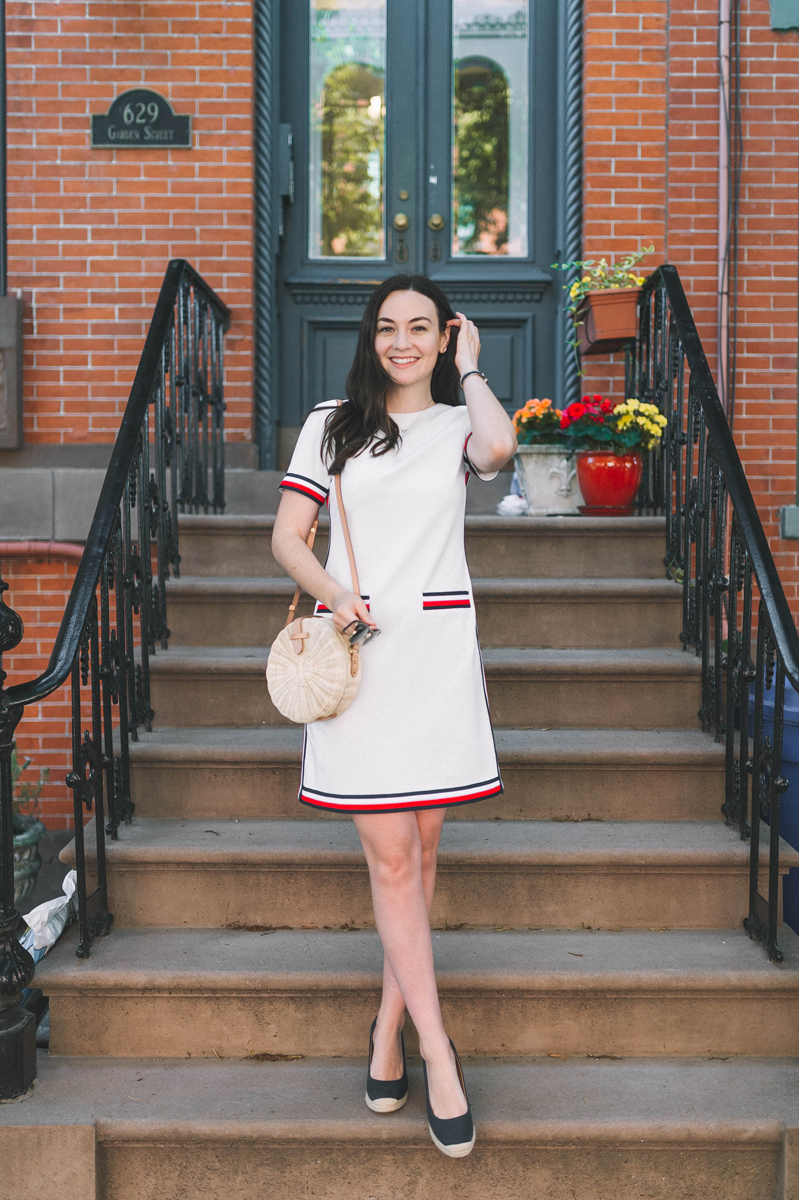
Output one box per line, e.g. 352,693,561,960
271,274,517,1158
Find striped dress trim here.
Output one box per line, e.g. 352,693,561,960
314,596,370,615
299,775,503,813
422,590,471,611
279,472,330,505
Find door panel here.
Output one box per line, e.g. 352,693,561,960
277,0,557,467
303,316,363,412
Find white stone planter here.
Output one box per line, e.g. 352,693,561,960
514,443,584,515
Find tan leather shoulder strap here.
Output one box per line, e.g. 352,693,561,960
283,398,360,628
335,469,360,596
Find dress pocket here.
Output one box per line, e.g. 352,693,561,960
422,590,471,611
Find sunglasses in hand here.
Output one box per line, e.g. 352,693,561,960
342,619,381,647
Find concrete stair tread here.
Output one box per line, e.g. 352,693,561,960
69,816,799,869
35,925,799,992
166,575,683,599
178,513,668,535
128,725,725,765
147,645,702,675
4,1053,799,1141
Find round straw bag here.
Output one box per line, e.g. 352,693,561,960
266,427,362,723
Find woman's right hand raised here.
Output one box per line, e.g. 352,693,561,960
329,589,376,636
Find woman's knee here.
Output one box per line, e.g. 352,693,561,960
368,838,422,889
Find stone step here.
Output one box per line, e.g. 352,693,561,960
70,817,797,932
165,576,684,650
177,514,669,580
6,1055,799,1200
129,726,726,822
37,926,799,1059
147,646,703,730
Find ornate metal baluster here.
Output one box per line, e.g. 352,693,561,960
100,538,119,837
200,298,211,514
138,407,154,732
87,600,112,942
212,306,226,513
745,615,788,962
111,522,134,825
0,568,36,1098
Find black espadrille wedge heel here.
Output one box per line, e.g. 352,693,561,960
422,1039,475,1158
365,1016,408,1113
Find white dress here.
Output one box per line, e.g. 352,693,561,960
278,399,503,814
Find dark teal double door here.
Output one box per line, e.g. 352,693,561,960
277,0,559,463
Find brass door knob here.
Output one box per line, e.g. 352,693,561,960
428,213,445,231
392,212,409,232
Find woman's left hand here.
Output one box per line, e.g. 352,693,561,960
447,312,481,378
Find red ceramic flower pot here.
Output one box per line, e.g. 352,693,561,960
576,451,643,516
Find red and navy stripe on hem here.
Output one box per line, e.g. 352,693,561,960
314,596,370,615
423,590,471,611
279,472,330,505
299,777,503,814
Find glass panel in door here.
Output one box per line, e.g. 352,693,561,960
451,1,529,257
308,0,387,259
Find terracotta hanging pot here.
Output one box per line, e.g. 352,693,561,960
575,286,641,356
576,450,643,516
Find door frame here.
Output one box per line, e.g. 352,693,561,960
252,0,583,468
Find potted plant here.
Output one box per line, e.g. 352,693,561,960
12,748,48,907
554,245,654,364
512,398,584,515
560,394,667,515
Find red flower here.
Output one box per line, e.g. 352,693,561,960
567,402,586,420
593,394,603,403
559,414,570,429
600,400,613,413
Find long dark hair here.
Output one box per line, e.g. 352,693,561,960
321,274,460,474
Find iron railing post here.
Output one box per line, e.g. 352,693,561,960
0,568,36,1097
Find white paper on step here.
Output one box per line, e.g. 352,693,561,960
20,869,78,961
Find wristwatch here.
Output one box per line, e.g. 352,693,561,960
460,370,488,388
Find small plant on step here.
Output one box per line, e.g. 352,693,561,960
559,395,667,457
11,747,49,821
512,398,566,445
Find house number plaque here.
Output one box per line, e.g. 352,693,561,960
92,89,192,149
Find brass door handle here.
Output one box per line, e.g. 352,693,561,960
428,213,445,232
392,212,409,232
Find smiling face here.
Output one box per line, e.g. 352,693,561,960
374,290,450,393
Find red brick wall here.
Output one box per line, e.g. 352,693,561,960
10,0,254,445
582,0,799,614
4,556,80,829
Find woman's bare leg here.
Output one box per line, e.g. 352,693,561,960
369,808,445,1078
353,808,467,1119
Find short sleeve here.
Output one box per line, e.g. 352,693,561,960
279,402,337,506
462,429,500,483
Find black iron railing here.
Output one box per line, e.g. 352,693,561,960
0,260,229,1097
631,264,799,962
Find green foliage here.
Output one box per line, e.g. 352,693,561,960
512,398,566,445
550,245,655,375
11,748,48,818
560,396,667,457
320,62,384,258
453,57,509,255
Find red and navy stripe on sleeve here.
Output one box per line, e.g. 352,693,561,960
279,472,330,505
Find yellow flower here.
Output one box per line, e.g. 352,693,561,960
636,276,645,285
581,275,591,283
